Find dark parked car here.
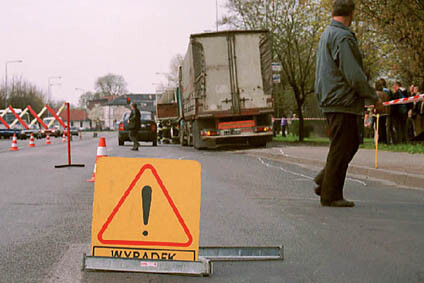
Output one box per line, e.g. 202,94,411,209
22,124,42,139
118,111,157,146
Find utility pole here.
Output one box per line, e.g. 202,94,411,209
216,0,219,31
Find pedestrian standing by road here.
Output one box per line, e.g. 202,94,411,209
313,0,383,207
280,115,288,137
392,82,409,143
128,102,141,151
374,79,390,144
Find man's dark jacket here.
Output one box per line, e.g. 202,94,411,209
315,20,378,115
128,107,141,130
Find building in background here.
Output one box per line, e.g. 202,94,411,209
106,94,157,129
58,109,91,130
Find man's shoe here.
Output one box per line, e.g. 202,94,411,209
314,186,321,196
131,148,138,151
320,199,355,207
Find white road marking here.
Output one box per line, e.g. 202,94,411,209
258,157,367,186
258,157,314,181
346,177,367,186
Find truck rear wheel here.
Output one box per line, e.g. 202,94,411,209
193,121,203,150
193,120,215,150
180,127,188,146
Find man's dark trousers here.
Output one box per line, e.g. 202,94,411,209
130,130,139,150
314,113,360,202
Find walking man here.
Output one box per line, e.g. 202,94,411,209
314,0,383,207
128,102,141,151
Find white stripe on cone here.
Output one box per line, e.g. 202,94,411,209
29,133,35,147
88,137,108,183
97,146,107,157
10,134,18,151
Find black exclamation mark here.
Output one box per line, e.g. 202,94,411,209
142,185,152,236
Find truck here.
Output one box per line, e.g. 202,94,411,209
156,88,180,144
178,30,274,149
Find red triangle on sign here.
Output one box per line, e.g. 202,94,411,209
97,163,193,247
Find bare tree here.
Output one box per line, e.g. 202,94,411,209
1,76,46,112
95,73,128,97
78,91,98,109
88,104,104,129
164,54,184,88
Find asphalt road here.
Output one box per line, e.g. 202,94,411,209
0,133,423,283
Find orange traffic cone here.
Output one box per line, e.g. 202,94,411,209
62,132,66,143
29,133,35,147
10,134,19,151
87,137,108,182
46,133,51,145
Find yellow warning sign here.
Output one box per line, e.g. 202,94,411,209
90,157,201,261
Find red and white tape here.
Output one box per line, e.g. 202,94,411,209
383,94,424,106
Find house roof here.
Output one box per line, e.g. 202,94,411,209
58,109,89,121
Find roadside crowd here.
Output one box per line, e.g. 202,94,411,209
365,79,424,144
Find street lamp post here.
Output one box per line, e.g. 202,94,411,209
75,87,86,108
47,76,62,104
4,60,23,108
216,0,219,32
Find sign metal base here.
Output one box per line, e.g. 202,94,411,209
82,246,282,277
199,246,283,261
83,254,212,277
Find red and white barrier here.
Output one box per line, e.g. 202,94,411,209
383,94,424,106
8,106,29,129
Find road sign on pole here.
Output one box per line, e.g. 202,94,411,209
273,74,281,84
272,62,282,72
90,157,201,262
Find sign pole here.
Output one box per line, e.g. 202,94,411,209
55,102,85,168
375,114,380,169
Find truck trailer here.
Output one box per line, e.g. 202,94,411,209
156,88,180,144
179,30,274,149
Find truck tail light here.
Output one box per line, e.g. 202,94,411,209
151,123,156,132
119,122,124,131
255,126,272,133
201,129,219,137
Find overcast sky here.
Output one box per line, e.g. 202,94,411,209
1,0,227,105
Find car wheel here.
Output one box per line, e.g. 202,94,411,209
119,139,124,146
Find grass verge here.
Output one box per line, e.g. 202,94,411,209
273,135,424,154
